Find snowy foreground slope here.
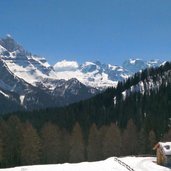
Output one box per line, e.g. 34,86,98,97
1,157,170,171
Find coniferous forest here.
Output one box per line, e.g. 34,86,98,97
0,62,171,167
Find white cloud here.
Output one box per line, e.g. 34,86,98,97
54,60,79,72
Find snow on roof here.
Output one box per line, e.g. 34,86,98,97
159,142,171,156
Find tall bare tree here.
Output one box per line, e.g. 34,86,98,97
21,122,41,165
103,123,122,158
87,123,101,161
3,116,22,167
122,119,138,155
69,122,85,163
41,122,62,163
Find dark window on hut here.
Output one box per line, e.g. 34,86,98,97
164,145,170,150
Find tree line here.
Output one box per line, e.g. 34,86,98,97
1,62,171,167
1,115,171,168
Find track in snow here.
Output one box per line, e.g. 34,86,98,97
0,157,170,171
120,157,171,171
114,157,135,171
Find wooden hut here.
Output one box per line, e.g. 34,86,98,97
153,142,171,166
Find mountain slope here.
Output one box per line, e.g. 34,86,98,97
0,35,98,113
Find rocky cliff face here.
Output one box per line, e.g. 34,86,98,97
0,35,98,113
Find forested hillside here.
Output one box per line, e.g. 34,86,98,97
1,62,171,167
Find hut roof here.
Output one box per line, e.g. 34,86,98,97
157,142,171,156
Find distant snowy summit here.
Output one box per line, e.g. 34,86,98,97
53,60,127,88
53,59,163,89
123,58,163,73
0,35,164,90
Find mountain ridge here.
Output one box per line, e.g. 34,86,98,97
0,35,166,113
53,59,164,89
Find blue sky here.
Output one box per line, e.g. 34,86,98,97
0,0,171,65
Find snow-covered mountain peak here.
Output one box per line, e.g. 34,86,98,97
53,60,130,89
0,36,165,90
6,33,12,38
0,44,7,53
129,58,140,64
147,59,163,67
80,61,101,73
52,58,164,89
0,35,53,88
122,58,163,73
0,35,24,53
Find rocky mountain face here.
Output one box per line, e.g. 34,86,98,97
0,35,98,113
0,35,164,113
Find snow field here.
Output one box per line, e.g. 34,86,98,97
0,157,170,171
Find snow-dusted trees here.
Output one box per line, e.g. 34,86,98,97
21,122,41,165
69,122,85,163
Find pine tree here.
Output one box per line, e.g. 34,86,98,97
69,122,85,163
